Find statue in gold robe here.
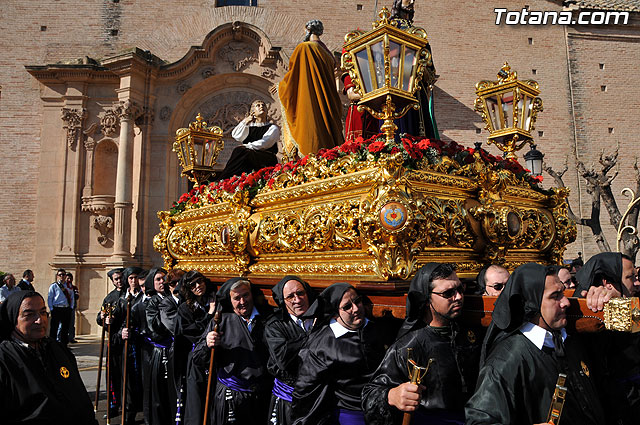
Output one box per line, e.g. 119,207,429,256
278,20,344,159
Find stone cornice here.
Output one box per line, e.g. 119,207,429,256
25,64,118,84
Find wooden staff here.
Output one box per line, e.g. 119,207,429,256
120,295,132,425
202,310,222,425
105,305,113,425
95,305,108,413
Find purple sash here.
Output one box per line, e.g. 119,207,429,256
271,377,294,402
218,371,254,393
336,409,366,425
144,336,173,349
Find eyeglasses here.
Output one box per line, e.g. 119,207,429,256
432,284,465,299
20,310,49,322
284,290,306,301
340,296,363,312
486,283,505,291
57,273,64,276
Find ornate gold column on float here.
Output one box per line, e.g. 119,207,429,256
474,62,543,160
341,7,432,143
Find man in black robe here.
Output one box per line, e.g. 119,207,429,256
191,277,272,425
159,268,185,422
217,100,281,181
362,263,482,425
177,271,217,425
0,290,98,424
292,283,386,425
572,252,640,425
111,266,144,425
140,267,175,425
265,275,321,424
465,263,606,424
97,267,125,416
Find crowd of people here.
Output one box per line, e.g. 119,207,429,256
0,251,639,424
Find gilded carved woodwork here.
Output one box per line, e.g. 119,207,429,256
155,142,577,280
603,297,640,333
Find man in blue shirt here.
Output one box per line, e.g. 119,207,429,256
47,268,71,345
0,274,19,303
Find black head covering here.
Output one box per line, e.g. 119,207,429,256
107,268,124,282
121,267,143,288
215,277,271,315
397,263,442,339
475,266,489,295
573,252,622,297
180,270,215,295
481,263,554,363
144,267,168,297
0,290,43,340
271,275,319,320
319,282,355,321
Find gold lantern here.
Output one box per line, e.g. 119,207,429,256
341,7,432,143
173,113,224,185
474,63,543,160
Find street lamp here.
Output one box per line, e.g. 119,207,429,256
474,62,543,160
341,7,432,143
173,113,224,185
523,144,544,176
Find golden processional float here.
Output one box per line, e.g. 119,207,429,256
153,9,636,332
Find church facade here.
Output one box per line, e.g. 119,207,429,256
1,0,639,334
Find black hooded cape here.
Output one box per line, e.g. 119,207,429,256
465,263,606,425
291,283,386,424
265,276,321,425
0,291,98,424
187,277,272,425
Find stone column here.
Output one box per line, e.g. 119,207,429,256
112,100,140,258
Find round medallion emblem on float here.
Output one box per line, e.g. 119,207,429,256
379,202,407,230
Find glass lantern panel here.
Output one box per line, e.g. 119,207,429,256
203,140,213,166
180,141,191,167
355,49,373,93
370,40,385,89
522,95,533,131
402,47,417,92
389,40,401,89
486,96,501,131
500,91,514,128
193,140,204,166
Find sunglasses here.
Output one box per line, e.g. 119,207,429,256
432,284,465,299
340,296,363,312
486,283,505,292
284,290,306,301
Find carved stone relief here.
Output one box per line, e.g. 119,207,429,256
116,100,142,121
91,215,113,246
201,67,215,80
177,81,191,95
61,107,87,149
100,109,120,137
159,106,172,121
198,91,280,136
217,41,258,72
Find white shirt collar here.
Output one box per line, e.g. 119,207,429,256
289,312,313,331
329,317,369,338
519,322,567,350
